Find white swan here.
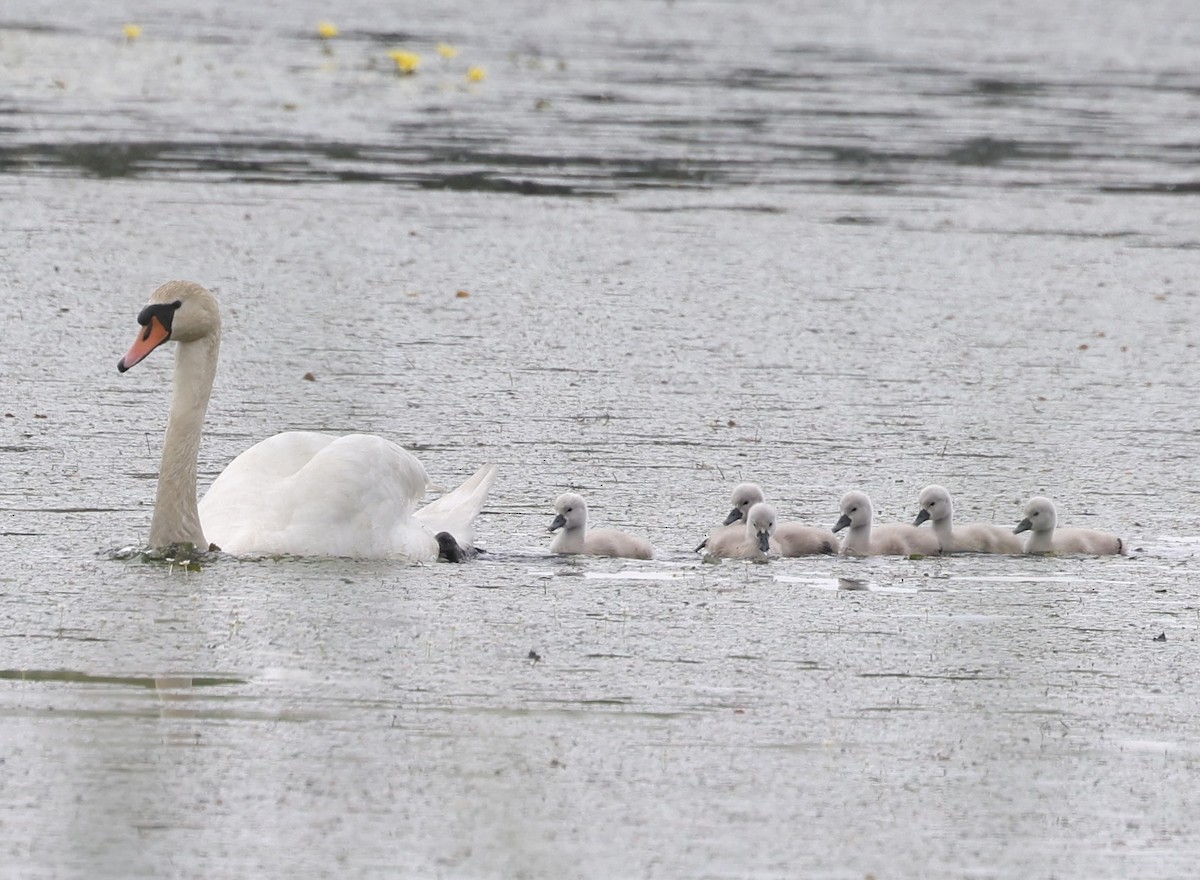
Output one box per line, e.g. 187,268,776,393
1014,496,1126,556
834,490,942,557
548,492,654,559
913,485,1023,554
703,502,777,560
699,483,839,556
117,281,496,559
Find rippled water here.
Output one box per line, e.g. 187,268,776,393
3,1,1200,877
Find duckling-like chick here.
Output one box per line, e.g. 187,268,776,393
549,492,654,560
913,485,1022,554
1014,496,1125,556
834,490,941,557
702,502,778,560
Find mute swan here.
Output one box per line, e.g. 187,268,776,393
702,502,777,560
1014,496,1126,556
698,483,838,555
913,485,1023,554
834,490,941,557
548,492,654,559
117,280,496,560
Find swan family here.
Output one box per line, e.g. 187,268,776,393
119,281,1127,563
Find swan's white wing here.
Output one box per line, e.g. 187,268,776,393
412,463,497,545
200,432,431,558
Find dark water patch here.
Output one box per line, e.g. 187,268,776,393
944,137,1059,167
0,632,108,642
416,171,578,195
0,668,244,687
970,78,1048,97
722,66,830,90
1099,181,1200,195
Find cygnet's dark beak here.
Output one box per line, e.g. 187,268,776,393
549,513,566,533
833,514,851,533
723,507,744,526
757,530,771,553
914,509,930,527
1014,518,1031,534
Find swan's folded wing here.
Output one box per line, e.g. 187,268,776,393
201,433,430,557
412,463,497,545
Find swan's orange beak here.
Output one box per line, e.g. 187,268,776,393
117,315,171,372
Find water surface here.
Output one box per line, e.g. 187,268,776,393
2,1,1199,877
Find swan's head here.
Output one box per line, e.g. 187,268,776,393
724,482,765,525
833,490,873,532
117,281,221,372
549,492,588,533
746,502,776,553
1015,496,1056,534
914,484,952,527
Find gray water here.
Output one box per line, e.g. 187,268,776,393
2,1,1200,877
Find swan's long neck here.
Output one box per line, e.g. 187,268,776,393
1025,526,1054,554
843,521,872,555
552,523,586,554
148,334,218,549
930,513,954,546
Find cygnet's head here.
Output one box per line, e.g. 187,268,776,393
834,490,874,532
914,484,953,527
117,281,221,372
1015,496,1057,534
746,502,776,553
724,482,766,525
549,492,588,533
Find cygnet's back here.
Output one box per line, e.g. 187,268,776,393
549,492,654,560
1014,496,1125,556
914,485,1023,554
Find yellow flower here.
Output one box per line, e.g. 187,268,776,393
436,43,459,59
122,23,142,41
466,66,486,83
388,50,421,75
316,21,339,39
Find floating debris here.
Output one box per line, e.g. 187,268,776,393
467,66,486,83
122,23,142,42
388,50,421,75
436,42,459,59
316,21,339,39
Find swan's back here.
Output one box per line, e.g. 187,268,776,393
199,431,433,557
582,528,654,560
949,522,1024,554
1046,528,1125,556
869,523,941,557
772,523,839,556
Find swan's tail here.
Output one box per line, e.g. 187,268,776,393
413,463,498,545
